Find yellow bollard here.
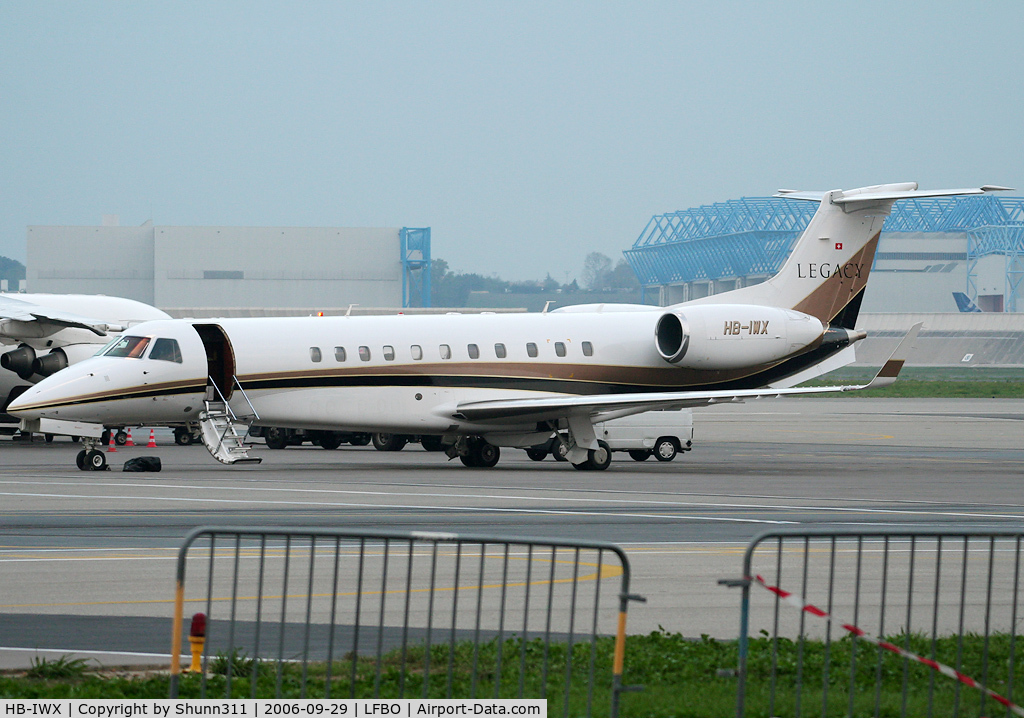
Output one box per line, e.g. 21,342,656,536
186,612,206,672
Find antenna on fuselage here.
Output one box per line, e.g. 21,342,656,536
345,304,359,317
542,301,555,314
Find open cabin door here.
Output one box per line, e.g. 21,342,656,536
193,324,236,400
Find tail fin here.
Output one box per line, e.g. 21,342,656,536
952,291,982,313
683,183,1009,326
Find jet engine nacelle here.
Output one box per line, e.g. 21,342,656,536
1,344,36,380
655,304,826,369
33,344,101,377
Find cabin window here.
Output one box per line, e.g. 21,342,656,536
468,343,480,359
309,347,322,362
334,346,347,362
149,338,182,363
411,344,423,360
103,335,151,359
582,341,594,357
383,345,395,361
554,342,566,357
439,344,451,360
494,343,506,359
526,342,538,358
359,346,371,361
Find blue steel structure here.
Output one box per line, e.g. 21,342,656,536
624,195,1024,311
400,227,431,308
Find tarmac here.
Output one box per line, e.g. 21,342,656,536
0,397,1021,670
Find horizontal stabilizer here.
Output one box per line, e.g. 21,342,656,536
775,184,1012,204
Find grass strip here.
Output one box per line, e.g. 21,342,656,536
2,630,1022,717
801,379,1024,398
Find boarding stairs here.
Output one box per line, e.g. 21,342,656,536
198,376,262,465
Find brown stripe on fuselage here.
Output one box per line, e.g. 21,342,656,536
20,341,840,413
13,377,207,412
793,232,880,323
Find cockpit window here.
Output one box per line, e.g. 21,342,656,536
149,338,183,363
93,336,122,357
102,335,151,358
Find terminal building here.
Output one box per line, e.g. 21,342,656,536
26,220,431,314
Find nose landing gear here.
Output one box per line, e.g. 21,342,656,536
75,438,109,471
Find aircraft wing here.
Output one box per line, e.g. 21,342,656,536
453,324,920,424
0,296,115,336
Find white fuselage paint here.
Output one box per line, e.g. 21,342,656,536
9,307,825,439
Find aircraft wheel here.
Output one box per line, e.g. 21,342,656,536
654,438,678,462
349,433,371,446
420,436,445,452
45,434,54,444
174,428,192,446
575,441,611,471
265,427,289,450
629,450,651,462
372,433,408,451
476,442,500,468
552,441,569,462
86,450,107,471
319,432,344,450
114,430,128,446
589,441,612,470
76,450,88,470
461,439,499,468
526,448,548,461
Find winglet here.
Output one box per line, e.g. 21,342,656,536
857,322,922,391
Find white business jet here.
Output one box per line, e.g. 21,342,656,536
8,183,1009,470
0,293,170,435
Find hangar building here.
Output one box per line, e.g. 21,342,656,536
26,221,431,312
624,195,1024,313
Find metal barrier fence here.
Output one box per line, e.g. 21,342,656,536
169,527,642,715
723,528,1024,718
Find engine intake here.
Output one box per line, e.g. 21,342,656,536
655,312,689,363
1,345,36,380
33,348,69,377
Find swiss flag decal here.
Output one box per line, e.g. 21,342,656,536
835,242,843,250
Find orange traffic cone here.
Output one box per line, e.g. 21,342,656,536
125,428,135,447
107,432,117,453
147,429,157,448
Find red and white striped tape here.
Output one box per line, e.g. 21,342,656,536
752,574,1023,717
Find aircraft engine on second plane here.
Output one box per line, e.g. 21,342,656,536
32,344,101,377
1,344,36,380
655,304,827,369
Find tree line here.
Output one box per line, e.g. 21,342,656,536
428,252,639,307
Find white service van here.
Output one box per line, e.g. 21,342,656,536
525,409,693,463
595,409,693,462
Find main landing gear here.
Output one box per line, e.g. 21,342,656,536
571,440,612,471
529,434,612,471
459,437,500,468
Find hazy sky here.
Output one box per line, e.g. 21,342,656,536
2,2,1022,282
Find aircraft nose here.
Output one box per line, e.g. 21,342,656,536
7,382,57,418
6,365,95,419
7,386,44,418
